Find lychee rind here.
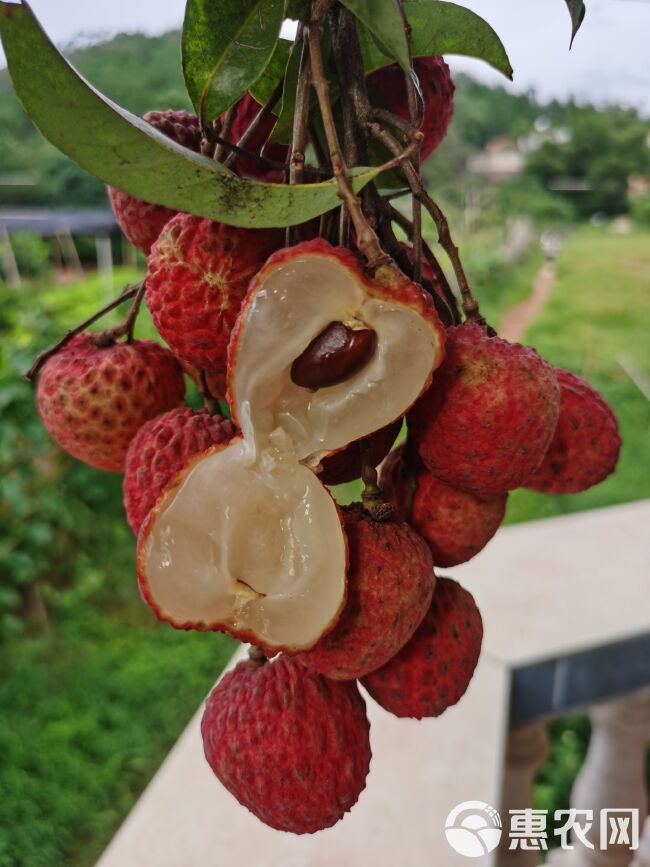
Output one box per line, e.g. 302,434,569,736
380,444,507,567
369,56,455,161
408,322,560,497
361,576,483,719
525,368,621,494
146,214,281,373
107,109,202,253
318,420,402,486
299,504,434,680
123,407,237,534
36,334,185,472
201,654,371,833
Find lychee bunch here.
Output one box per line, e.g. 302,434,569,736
362,576,483,719
525,368,621,494
369,56,455,161
107,109,202,253
201,653,371,833
380,444,507,567
299,503,434,679
145,214,281,376
123,407,237,534
408,322,560,497
36,333,185,472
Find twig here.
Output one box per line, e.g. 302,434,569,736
287,35,313,247
197,369,220,415
103,279,147,343
24,281,143,382
223,80,284,170
214,105,236,163
359,439,393,522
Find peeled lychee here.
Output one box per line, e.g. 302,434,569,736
525,368,621,494
408,323,560,497
299,504,434,680
201,653,371,833
123,407,237,534
145,214,281,374
36,334,185,472
318,420,402,486
369,56,455,161
224,93,289,180
380,444,507,567
362,576,482,719
107,109,202,253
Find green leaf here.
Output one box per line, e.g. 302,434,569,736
565,0,586,47
269,39,303,144
0,2,381,229
249,35,292,105
340,0,411,73
182,0,286,123
360,1,513,81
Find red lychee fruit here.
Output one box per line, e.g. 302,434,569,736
525,368,621,494
408,322,560,497
369,56,455,161
318,420,402,486
107,109,202,253
36,334,185,472
223,93,289,180
361,576,482,719
380,444,507,567
123,407,237,534
299,504,434,680
201,653,371,833
145,214,281,373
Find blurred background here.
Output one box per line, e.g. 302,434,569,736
1,1,649,864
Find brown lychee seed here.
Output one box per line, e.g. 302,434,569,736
123,407,237,534
299,504,434,680
318,419,402,487
361,576,483,719
380,444,507,567
291,320,377,390
36,333,185,472
525,368,621,494
107,109,202,253
408,322,560,497
201,654,371,834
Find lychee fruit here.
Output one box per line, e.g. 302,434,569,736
123,407,237,534
224,93,289,180
369,56,455,161
318,419,402,486
380,444,507,567
299,503,434,680
201,653,371,833
408,322,560,497
361,576,482,719
107,109,202,253
36,333,185,472
525,368,621,494
145,214,281,374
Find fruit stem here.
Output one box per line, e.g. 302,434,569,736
286,31,313,248
196,369,221,415
248,645,268,666
23,281,142,382
360,438,394,522
213,105,236,164
222,79,284,171
102,278,147,344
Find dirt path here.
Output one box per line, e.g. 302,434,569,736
499,261,557,342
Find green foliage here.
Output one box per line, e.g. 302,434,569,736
342,0,411,73
631,194,650,226
493,176,576,225
6,232,51,277
182,0,286,123
565,0,586,46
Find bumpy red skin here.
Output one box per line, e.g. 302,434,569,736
369,56,454,161
123,407,237,534
380,445,507,567
201,655,371,834
318,419,402,486
107,110,202,253
36,334,185,472
146,214,281,373
299,504,434,680
525,369,621,494
408,323,560,497
361,576,482,719
227,238,446,429
224,93,289,180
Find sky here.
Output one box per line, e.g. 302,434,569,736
1,0,649,113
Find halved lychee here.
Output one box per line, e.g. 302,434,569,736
137,240,445,652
